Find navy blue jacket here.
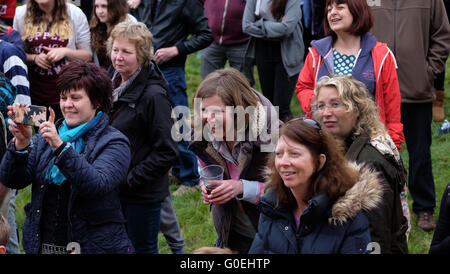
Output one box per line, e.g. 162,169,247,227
0,114,134,254
249,164,382,254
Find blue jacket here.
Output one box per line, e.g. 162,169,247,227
0,114,134,254
249,163,383,254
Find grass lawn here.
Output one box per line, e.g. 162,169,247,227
13,53,450,254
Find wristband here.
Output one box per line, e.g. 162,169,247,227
53,141,67,157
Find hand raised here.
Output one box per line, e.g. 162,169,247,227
39,107,63,150
7,105,32,150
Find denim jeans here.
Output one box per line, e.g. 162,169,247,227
401,103,436,215
6,190,20,254
161,67,199,186
160,194,185,252
201,42,255,86
122,202,162,254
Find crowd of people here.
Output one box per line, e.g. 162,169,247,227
0,0,449,255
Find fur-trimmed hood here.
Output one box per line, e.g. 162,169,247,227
329,162,384,225
260,162,383,225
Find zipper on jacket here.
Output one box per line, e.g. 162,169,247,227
219,0,230,45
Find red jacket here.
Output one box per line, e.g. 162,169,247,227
296,41,404,150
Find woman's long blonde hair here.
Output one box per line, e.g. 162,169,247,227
22,0,72,40
313,75,388,139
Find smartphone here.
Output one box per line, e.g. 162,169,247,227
11,103,47,127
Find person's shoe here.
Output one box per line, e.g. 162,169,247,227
417,212,436,232
173,184,200,196
432,90,445,122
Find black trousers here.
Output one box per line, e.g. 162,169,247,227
255,39,297,121
401,102,436,215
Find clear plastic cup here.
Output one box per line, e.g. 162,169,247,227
199,165,224,194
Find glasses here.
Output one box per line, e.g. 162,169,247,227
287,116,322,137
312,102,347,113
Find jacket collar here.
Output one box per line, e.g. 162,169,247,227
329,162,383,225
311,33,377,58
259,162,383,225
114,61,167,103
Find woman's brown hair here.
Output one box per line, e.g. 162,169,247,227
192,68,259,136
90,0,129,53
265,119,359,209
270,0,288,20
323,0,374,40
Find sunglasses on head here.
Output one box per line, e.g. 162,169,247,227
286,116,322,137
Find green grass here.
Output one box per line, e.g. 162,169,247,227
14,53,450,254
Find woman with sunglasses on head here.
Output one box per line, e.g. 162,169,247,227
249,117,382,254
312,75,409,254
295,0,403,150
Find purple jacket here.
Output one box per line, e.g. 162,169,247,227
312,33,377,96
204,0,250,45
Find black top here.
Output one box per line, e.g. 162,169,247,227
429,183,450,254
108,62,178,204
40,181,71,246
130,0,212,69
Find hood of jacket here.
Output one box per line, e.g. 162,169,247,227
310,33,377,79
311,33,377,59
260,162,383,225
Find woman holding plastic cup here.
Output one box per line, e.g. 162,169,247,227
189,68,280,254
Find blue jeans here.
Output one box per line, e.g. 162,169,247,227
161,67,199,187
160,194,185,252
122,202,162,254
6,190,20,254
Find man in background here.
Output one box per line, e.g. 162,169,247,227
369,0,450,231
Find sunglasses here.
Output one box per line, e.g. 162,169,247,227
286,116,323,137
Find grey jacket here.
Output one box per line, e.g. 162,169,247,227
370,0,450,103
242,0,304,77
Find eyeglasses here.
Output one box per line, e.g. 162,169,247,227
287,116,322,137
312,102,347,113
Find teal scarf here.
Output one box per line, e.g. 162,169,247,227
45,112,103,185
